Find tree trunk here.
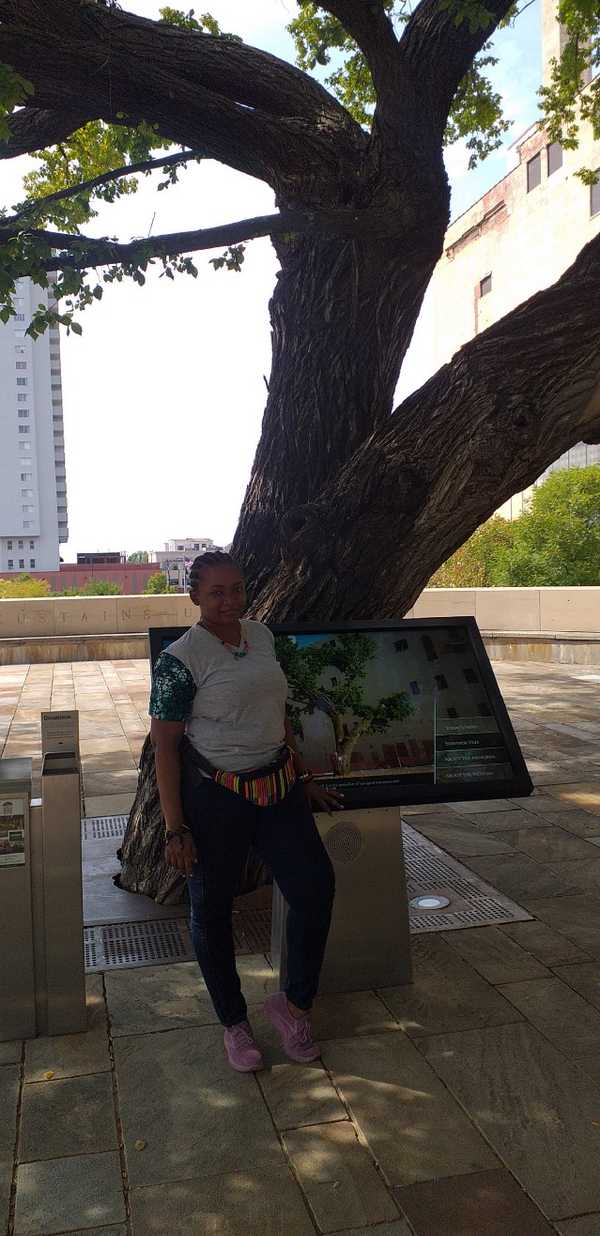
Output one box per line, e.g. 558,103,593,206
238,229,600,623
233,224,445,597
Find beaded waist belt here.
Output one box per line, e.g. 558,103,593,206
182,739,297,807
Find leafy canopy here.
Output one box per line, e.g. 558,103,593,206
430,466,600,587
2,0,600,333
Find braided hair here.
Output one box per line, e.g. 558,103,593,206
188,550,241,592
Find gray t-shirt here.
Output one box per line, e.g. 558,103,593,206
152,620,288,772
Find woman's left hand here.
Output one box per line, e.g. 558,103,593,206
303,779,344,814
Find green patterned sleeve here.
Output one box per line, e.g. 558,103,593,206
149,652,196,722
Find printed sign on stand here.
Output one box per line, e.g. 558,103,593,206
41,710,79,758
0,796,25,866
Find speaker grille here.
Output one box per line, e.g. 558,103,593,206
324,821,364,863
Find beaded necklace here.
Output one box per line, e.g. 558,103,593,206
200,619,249,659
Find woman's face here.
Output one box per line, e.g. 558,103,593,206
191,566,247,625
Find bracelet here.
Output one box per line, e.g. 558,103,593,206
165,826,191,843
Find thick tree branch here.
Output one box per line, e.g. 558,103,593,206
398,0,516,137
0,0,365,197
0,106,92,159
0,205,438,275
318,1,401,101
247,230,600,621
6,149,203,223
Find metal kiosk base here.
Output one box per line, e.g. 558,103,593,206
271,806,412,994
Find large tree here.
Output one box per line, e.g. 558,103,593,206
2,0,600,620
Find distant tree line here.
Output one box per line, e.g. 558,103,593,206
430,468,600,588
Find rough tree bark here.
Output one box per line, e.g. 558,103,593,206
1,0,599,623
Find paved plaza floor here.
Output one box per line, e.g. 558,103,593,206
3,657,600,1235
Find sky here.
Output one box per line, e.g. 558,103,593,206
2,0,542,559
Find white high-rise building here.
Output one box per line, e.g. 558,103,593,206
0,279,68,573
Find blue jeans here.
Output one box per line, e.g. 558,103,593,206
183,777,335,1027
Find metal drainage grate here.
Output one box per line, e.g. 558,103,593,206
84,919,194,972
82,815,128,841
232,908,272,954
84,909,273,972
402,821,531,933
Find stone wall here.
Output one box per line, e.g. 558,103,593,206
0,588,598,642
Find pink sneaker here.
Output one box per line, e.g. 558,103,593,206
223,1021,263,1072
264,992,321,1063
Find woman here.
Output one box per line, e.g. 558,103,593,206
149,550,340,1072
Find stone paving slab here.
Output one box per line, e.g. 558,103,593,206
555,1218,600,1235
396,1167,556,1235
19,1072,117,1162
419,1022,600,1220
114,1024,282,1187
257,1057,347,1130
129,1167,316,1236
24,975,110,1081
527,896,600,955
322,1032,499,1187
283,1120,399,1232
0,1064,19,1236
14,1151,126,1236
499,919,592,965
105,955,271,1037
497,975,600,1057
441,924,550,984
378,935,523,1036
0,1040,21,1065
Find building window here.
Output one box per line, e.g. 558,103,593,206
527,151,542,192
7,541,12,550
18,426,30,434
29,558,35,569
21,443,31,452
479,273,492,296
547,141,563,175
421,635,438,661
7,559,13,569
50,368,61,376
57,505,67,513
409,681,421,696
18,410,29,419
15,361,27,370
16,377,27,386
17,394,27,403
22,522,31,529
18,559,24,569
20,473,32,482
22,505,35,513
21,489,34,497
394,639,408,653
591,171,600,217
18,541,23,550
51,383,62,391
29,540,34,550
14,313,25,321
434,673,449,690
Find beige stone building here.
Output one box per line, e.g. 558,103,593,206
427,0,600,517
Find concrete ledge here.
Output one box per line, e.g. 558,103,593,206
1,629,600,667
0,633,149,665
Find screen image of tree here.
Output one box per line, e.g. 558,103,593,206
275,627,514,791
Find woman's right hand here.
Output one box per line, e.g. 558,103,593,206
165,831,197,876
